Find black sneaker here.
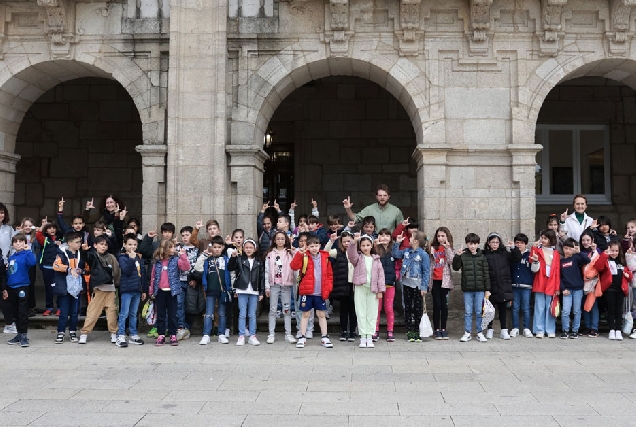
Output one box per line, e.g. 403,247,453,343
588,330,599,338
347,333,358,342
20,334,29,347
7,334,21,345
339,332,348,342
570,331,578,339
55,332,64,344
560,331,569,339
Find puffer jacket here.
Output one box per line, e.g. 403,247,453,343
118,252,148,294
328,243,352,299
150,254,190,297
52,248,86,296
452,249,490,292
483,247,520,303
378,246,397,286
347,242,386,294
290,250,333,299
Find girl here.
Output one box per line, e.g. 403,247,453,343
483,232,520,340
226,229,244,255
392,231,430,342
264,231,297,344
580,230,601,337
588,216,619,252
622,219,636,253
429,227,455,340
324,231,356,342
228,238,264,346
546,214,565,255
595,242,632,340
36,221,61,316
531,229,561,338
15,218,37,317
347,234,385,348
374,229,397,342
0,203,12,264
149,239,190,346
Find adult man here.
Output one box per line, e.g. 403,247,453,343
342,184,404,232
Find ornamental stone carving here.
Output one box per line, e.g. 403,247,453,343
608,0,636,55
540,0,568,57
469,0,493,56
37,0,72,57
397,0,423,56
323,0,352,56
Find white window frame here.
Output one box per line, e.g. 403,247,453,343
535,124,611,205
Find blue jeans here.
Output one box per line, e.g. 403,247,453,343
533,292,556,334
118,292,141,336
561,289,583,332
176,283,188,329
512,287,531,330
238,293,258,337
203,294,227,336
463,291,484,333
583,299,599,330
57,293,79,333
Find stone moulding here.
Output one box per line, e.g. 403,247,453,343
323,0,353,56
468,0,493,56
396,0,423,57
539,0,568,57
607,0,636,56
37,0,74,58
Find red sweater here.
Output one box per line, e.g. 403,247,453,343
290,251,333,300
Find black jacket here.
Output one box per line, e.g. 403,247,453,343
483,247,521,303
86,250,119,291
330,245,352,299
227,254,264,295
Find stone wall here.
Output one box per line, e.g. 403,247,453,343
269,76,417,224
13,77,143,226
536,77,636,237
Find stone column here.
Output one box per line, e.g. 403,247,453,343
226,145,269,240
509,144,542,236
136,144,168,232
0,150,21,219
412,145,449,238
166,0,229,230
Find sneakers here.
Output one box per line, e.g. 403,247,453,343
69,332,78,343
3,323,17,334
116,335,128,348
347,332,358,342
236,335,245,346
55,332,64,344
248,336,260,346
460,332,472,342
407,331,415,342
509,328,519,338
366,337,375,348
296,330,303,339
285,334,297,344
78,334,88,344
129,336,144,345
42,309,53,316
225,329,230,338
372,331,380,342
561,331,569,339
306,330,313,339
155,335,165,346
359,337,367,348
476,332,488,342
199,335,210,345
609,330,616,340
615,330,623,341
55,309,61,316
570,331,579,339
110,333,117,344
547,333,556,338
218,335,229,344
535,332,544,339
321,335,333,348
266,334,275,344
7,334,21,345
339,332,348,342
630,330,636,339
20,334,29,347
523,328,533,338
434,330,443,340
415,335,422,343
500,329,511,340
170,335,178,346
296,337,306,348
387,331,395,342
147,327,158,338
441,330,449,340
588,329,599,338
176,328,190,341
485,329,494,339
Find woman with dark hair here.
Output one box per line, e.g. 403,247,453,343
0,203,12,264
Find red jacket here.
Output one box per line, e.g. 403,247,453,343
391,223,413,279
595,252,632,296
531,246,561,295
290,250,333,300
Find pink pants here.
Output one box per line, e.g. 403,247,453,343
376,285,395,332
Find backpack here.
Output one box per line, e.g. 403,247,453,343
297,253,309,284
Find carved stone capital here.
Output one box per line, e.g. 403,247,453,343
323,0,352,57
37,0,73,58
539,0,568,57
608,0,636,55
469,0,493,56
396,0,423,56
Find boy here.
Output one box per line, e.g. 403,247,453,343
510,233,534,338
4,234,36,347
290,235,333,348
452,233,490,343
326,215,343,240
139,222,175,260
192,219,221,252
57,197,90,243
176,226,199,340
307,215,329,248
79,235,121,344
294,232,314,338
559,238,591,339
116,233,147,347
276,214,293,237
89,221,117,254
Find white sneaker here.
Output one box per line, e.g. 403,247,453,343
477,332,488,342
509,328,519,338
609,330,616,340
359,337,367,348
3,323,17,334
266,334,275,344
296,330,303,339
248,335,260,346
500,329,511,340
115,335,128,347
78,334,88,344
321,336,333,348
199,335,210,345
615,331,623,341
218,335,229,344
460,332,471,342
306,330,313,339
236,335,245,346
629,330,636,339
296,337,306,348
523,328,533,338
176,328,190,340
547,333,556,338
225,329,230,338
285,334,297,344
366,338,375,348
535,332,544,339
485,329,494,339
110,333,117,344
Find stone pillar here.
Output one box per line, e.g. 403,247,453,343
412,145,449,238
136,144,168,232
0,151,21,219
226,145,269,240
166,0,229,230
509,144,542,236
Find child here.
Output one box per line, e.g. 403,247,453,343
348,233,385,348
116,233,147,347
228,238,264,345
374,229,397,342
56,197,90,243
622,219,636,252
546,214,565,255
176,226,199,341
326,215,343,240
36,221,60,316
510,233,534,338
293,232,315,338
588,216,619,252
559,238,591,339
14,218,38,318
139,222,175,260
79,235,121,344
291,235,334,348
594,242,632,340
429,227,455,340
264,231,297,344
393,231,431,342
308,215,329,248
195,235,231,345
482,232,520,340
149,239,190,346
52,232,87,344
391,218,419,306
324,231,357,342
452,233,490,343
289,199,319,237
580,230,601,337
192,219,221,252
360,216,378,240
276,214,293,237
530,229,561,338
4,234,36,347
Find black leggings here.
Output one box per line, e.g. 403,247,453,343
604,290,624,331
337,295,357,334
431,280,449,330
488,301,508,330
403,286,423,333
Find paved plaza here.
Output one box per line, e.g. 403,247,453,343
1,327,636,427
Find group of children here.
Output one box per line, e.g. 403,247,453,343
1,193,636,348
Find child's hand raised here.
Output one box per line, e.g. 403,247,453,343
261,202,270,213
591,219,598,229
290,201,297,211
311,198,317,209
273,199,280,211
591,242,597,252
81,243,89,251
531,253,539,262
402,217,410,226
41,216,48,227
195,219,203,229
58,197,65,212
347,220,355,229
329,233,338,243
353,232,361,242
85,198,94,210
395,233,405,244
147,229,157,238
179,246,186,256
225,235,232,244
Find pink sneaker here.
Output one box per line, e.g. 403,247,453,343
170,335,178,346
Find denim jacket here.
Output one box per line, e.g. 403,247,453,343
391,243,430,290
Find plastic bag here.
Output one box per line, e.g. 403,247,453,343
481,298,495,331
66,274,82,298
627,253,636,288
143,300,156,326
622,311,633,335
549,295,560,318
419,313,433,338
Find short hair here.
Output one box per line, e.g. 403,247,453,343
210,235,225,246
306,235,320,246
465,233,480,244
573,194,587,204
93,220,106,231
513,233,529,244
362,216,376,226
205,219,219,230
180,226,193,234
11,233,26,243
278,214,291,225
71,215,84,223
65,232,83,243
596,215,611,228
43,223,58,233
161,223,175,234
93,235,109,245
562,237,578,248
327,215,341,226
540,229,557,247
307,215,319,225
406,219,419,230
123,233,138,244
376,184,390,195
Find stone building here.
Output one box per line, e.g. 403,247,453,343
1,0,635,241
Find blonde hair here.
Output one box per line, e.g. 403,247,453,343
153,239,175,261
411,231,429,252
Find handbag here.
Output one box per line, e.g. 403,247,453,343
419,296,433,338
549,294,560,318
481,297,495,331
